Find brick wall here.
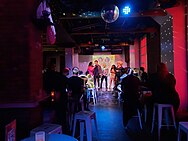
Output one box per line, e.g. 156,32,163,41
0,0,43,102
0,0,45,140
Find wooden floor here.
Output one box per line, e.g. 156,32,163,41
43,89,180,141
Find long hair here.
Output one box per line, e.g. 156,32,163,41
111,65,116,71
157,63,169,79
88,62,93,66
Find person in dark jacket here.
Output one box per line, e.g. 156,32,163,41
148,63,180,113
67,67,84,112
121,69,141,127
93,60,102,88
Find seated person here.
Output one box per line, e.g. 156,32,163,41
121,68,141,127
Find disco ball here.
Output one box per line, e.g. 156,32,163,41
101,4,119,23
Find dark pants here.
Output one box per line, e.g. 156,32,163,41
100,75,107,88
122,100,141,127
54,96,68,133
94,75,100,87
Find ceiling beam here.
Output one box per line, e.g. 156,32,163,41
71,27,157,35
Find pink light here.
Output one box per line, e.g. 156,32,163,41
167,2,188,111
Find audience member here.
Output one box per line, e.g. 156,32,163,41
43,63,61,95
148,63,180,113
139,67,148,87
54,67,69,133
43,64,69,133
67,67,85,112
121,69,141,128
62,67,70,76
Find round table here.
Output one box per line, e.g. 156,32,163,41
21,134,78,141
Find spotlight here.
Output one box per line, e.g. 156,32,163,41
101,45,105,50
123,6,131,15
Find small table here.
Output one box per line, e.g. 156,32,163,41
178,122,188,141
21,134,78,141
30,123,62,136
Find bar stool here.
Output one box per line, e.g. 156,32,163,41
72,111,98,141
68,96,84,131
87,88,97,105
151,103,177,141
132,109,143,130
177,122,188,141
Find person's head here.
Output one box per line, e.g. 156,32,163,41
72,67,79,75
79,70,83,75
140,67,145,72
94,60,98,65
63,67,69,76
157,63,168,76
117,61,123,68
111,65,116,69
88,62,93,66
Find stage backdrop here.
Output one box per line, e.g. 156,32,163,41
78,53,127,74
92,55,115,71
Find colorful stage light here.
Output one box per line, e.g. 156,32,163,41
123,6,131,15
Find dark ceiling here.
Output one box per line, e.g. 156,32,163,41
48,0,178,49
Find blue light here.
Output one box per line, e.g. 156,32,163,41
101,46,105,50
123,6,131,15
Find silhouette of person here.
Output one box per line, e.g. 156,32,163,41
139,67,148,87
67,67,84,112
54,68,69,133
148,63,180,113
121,68,141,127
43,64,69,133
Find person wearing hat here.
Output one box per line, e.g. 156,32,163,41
67,67,85,112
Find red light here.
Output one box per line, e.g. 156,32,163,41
88,41,92,45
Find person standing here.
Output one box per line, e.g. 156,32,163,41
43,64,69,133
54,67,69,133
109,65,116,89
87,62,94,76
100,64,109,89
139,67,148,87
67,67,85,112
115,61,124,85
93,60,102,88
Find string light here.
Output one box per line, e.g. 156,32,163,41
160,15,174,73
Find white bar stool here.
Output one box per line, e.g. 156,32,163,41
151,103,177,141
72,111,98,141
68,96,84,131
87,88,97,105
177,122,188,141
132,109,143,130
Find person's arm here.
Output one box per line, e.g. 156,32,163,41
99,65,103,76
105,68,109,76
